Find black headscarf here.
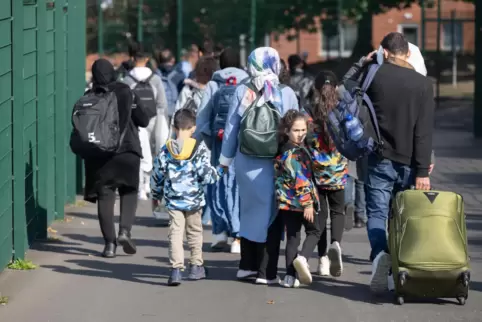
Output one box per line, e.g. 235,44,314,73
91,58,116,86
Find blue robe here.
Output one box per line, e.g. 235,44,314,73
219,84,298,243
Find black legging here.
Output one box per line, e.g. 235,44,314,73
317,189,345,256
97,185,138,243
282,209,321,276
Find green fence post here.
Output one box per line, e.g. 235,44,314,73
137,0,143,43
475,2,482,137
54,0,66,220
68,0,86,199
250,0,257,51
177,0,183,60
12,0,26,259
98,0,103,55
37,0,50,238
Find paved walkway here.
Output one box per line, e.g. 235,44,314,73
1,100,482,322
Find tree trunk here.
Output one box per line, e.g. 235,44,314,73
350,10,374,60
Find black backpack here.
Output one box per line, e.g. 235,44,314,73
70,86,126,159
128,74,157,117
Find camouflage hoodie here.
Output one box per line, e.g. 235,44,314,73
150,137,219,211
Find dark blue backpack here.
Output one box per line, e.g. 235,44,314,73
211,76,238,140
326,63,383,161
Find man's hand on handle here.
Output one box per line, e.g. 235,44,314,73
415,177,431,191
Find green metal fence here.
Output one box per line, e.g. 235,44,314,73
0,0,86,271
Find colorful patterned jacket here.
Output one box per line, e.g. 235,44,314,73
275,141,319,212
151,138,219,211
304,111,348,190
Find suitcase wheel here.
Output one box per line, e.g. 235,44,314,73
457,296,466,306
395,295,404,305
398,272,408,287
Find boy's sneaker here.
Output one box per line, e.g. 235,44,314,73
211,233,228,250
168,268,182,286
293,256,312,285
370,251,392,293
255,276,280,285
282,275,300,288
188,265,207,280
327,241,343,277
317,256,330,276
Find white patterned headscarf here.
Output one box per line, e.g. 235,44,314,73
247,47,282,109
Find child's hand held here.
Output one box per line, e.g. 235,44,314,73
303,207,314,223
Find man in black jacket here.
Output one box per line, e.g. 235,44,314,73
346,32,434,293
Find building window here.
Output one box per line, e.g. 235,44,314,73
321,22,357,58
442,22,463,51
398,24,419,46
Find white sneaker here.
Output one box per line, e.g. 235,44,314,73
282,275,300,288
211,233,228,250
317,256,330,276
387,273,395,292
230,239,241,254
327,241,343,277
293,256,312,285
138,190,148,201
370,251,392,293
236,270,257,279
255,276,280,285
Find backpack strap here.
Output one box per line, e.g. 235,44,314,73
360,63,381,92
359,64,383,147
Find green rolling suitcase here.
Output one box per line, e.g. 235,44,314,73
389,189,470,305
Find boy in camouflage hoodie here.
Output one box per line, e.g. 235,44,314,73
151,108,219,286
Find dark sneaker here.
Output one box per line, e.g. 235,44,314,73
168,268,183,286
102,243,116,258
188,265,207,280
117,230,137,255
344,204,355,231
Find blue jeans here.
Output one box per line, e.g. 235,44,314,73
344,176,367,222
365,155,415,261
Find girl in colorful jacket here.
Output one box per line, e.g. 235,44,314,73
275,110,321,288
303,71,348,278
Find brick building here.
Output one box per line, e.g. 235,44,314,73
271,0,475,63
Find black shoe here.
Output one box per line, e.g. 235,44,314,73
344,204,355,231
117,230,137,255
188,265,207,280
168,268,182,286
102,243,116,258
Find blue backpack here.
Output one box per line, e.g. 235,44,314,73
211,76,238,140
326,63,383,161
156,70,179,117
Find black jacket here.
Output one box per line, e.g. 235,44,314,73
344,58,435,177
84,59,150,202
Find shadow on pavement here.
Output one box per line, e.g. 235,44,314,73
42,259,169,286
63,233,170,249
